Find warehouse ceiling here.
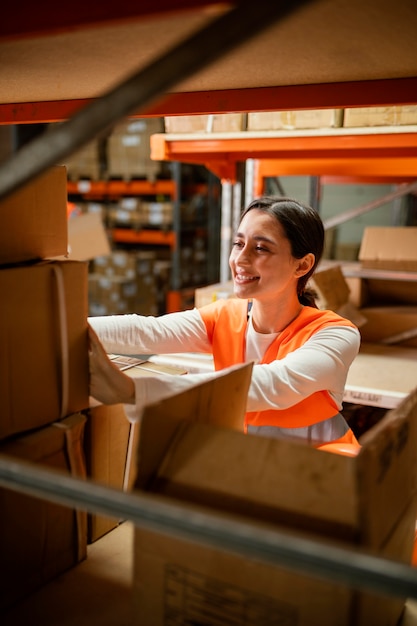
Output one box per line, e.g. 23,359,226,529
0,0,416,109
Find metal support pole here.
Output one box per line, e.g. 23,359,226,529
232,180,242,236
220,180,232,282
309,175,321,212
1,453,417,601
323,180,417,230
0,0,315,201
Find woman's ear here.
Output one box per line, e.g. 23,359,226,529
295,253,315,277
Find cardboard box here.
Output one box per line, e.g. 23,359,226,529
344,106,417,128
85,359,187,542
359,306,417,348
247,109,343,131
0,260,89,441
344,343,417,410
194,280,235,308
359,227,417,272
84,404,131,542
164,113,245,134
66,212,111,261
0,166,68,265
131,369,417,626
0,412,87,611
107,118,163,181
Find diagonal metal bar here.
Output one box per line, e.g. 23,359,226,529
323,180,417,230
1,453,417,602
0,0,315,201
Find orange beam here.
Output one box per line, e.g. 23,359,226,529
111,228,176,248
255,157,417,177
67,179,177,198
151,132,417,162
1,82,417,124
2,79,417,124
253,158,417,196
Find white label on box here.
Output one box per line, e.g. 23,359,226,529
122,135,141,147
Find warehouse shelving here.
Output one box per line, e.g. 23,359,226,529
1,1,417,620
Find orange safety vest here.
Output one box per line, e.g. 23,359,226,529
199,299,359,444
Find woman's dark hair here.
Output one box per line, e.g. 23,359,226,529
240,196,324,307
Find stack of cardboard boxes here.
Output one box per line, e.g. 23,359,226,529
0,166,90,610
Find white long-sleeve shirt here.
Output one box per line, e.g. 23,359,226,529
88,307,360,423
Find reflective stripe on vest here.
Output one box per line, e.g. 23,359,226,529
248,412,359,447
199,298,358,431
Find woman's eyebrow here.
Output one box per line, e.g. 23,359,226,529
235,231,276,245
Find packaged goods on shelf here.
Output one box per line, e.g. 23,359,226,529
344,105,417,128
0,412,87,611
131,368,417,626
0,260,89,441
0,165,68,264
106,198,142,229
194,280,235,308
88,273,158,316
359,226,417,272
164,113,245,134
138,200,174,227
64,138,101,181
106,118,163,182
247,109,343,131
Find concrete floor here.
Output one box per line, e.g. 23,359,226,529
2,521,417,626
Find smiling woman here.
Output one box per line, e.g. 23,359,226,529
88,195,361,448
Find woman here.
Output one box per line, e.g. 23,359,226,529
89,196,361,447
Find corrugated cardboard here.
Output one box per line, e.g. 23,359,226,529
84,404,131,542
85,359,187,542
311,265,367,327
0,412,87,611
66,212,111,261
0,166,68,265
132,374,417,626
194,280,235,308
359,227,417,272
359,306,417,348
164,113,245,134
247,109,343,130
0,260,89,441
344,105,417,128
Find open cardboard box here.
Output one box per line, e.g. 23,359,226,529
131,364,417,626
85,358,188,543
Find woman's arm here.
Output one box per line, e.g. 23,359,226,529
88,308,211,355
246,325,361,412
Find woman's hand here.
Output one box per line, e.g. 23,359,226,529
88,324,135,405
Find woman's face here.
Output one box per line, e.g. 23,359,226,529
229,209,308,303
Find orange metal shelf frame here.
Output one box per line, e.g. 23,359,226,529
150,130,417,182
111,228,176,249
1,79,417,125
67,179,177,199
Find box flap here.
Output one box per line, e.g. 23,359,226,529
135,363,252,491
357,386,417,548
